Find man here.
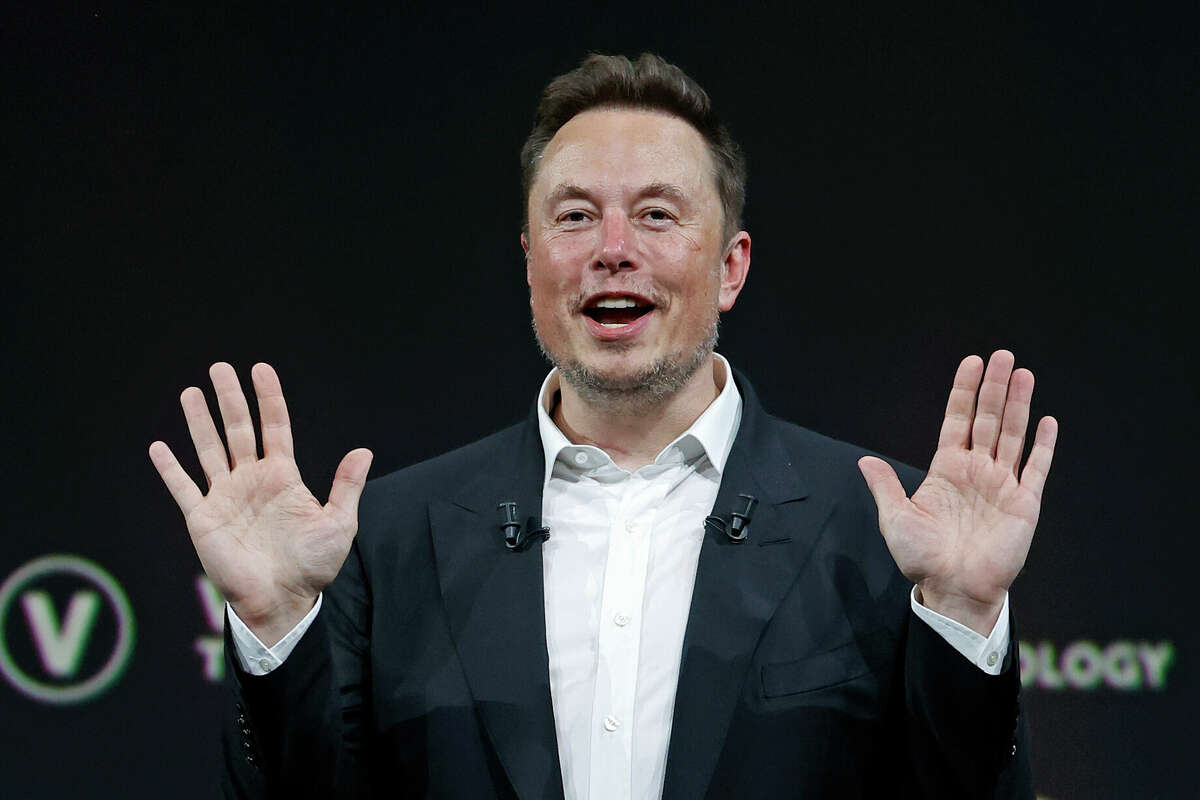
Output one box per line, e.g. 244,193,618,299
149,54,1056,798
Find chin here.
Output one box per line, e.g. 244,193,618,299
558,345,713,406
532,311,718,405
578,358,655,389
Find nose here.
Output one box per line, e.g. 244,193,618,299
595,212,634,274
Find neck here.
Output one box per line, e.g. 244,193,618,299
552,355,724,471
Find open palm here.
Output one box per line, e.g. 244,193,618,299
149,362,372,644
858,351,1057,634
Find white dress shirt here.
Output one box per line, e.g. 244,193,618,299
228,353,1010,800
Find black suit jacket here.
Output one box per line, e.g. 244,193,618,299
221,371,1032,798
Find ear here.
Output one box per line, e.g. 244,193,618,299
717,231,751,311
521,231,532,286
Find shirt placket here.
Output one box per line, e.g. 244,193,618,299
587,473,665,800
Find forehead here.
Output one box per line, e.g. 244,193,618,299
532,107,716,201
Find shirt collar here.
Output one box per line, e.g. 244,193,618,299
535,353,743,488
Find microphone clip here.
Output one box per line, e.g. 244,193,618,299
704,493,759,544
498,501,550,552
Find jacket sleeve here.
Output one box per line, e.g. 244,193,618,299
879,458,1034,799
218,539,374,799
901,583,1033,798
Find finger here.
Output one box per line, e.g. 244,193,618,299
1018,416,1058,500
148,440,204,515
180,385,229,482
971,350,1015,457
995,368,1034,473
251,363,294,459
937,355,984,451
209,362,258,468
857,456,909,523
327,448,374,520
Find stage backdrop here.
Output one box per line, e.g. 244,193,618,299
5,3,1196,798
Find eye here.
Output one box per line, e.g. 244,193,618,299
640,208,676,227
556,209,593,228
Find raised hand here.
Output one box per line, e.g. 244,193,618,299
857,350,1058,635
148,363,373,646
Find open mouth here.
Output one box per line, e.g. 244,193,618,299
582,296,655,328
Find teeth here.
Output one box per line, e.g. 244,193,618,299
593,297,639,309
600,322,628,328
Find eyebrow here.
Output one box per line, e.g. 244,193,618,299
543,182,691,209
638,182,688,206
544,183,592,209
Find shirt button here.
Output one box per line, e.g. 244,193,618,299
573,451,589,465
624,519,639,534
614,613,630,627
258,658,272,672
602,715,621,732
986,651,999,667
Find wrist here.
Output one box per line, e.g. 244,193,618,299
915,584,1004,637
230,593,317,649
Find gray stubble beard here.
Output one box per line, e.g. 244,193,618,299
531,310,720,415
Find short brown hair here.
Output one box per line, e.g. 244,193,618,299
520,53,746,242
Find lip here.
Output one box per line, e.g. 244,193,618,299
582,307,655,341
578,291,657,342
581,290,656,308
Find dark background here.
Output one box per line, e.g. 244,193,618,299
4,2,1196,797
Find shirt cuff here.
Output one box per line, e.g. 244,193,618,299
226,594,323,676
910,587,1010,676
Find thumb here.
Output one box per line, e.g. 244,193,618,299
327,448,374,518
857,456,909,520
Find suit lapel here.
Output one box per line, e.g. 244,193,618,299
429,415,565,800
662,373,831,800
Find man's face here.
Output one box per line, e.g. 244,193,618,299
523,108,749,401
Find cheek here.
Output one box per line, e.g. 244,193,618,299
531,236,589,286
642,230,703,260
527,263,576,325
645,239,722,300
542,230,597,264
529,267,574,301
